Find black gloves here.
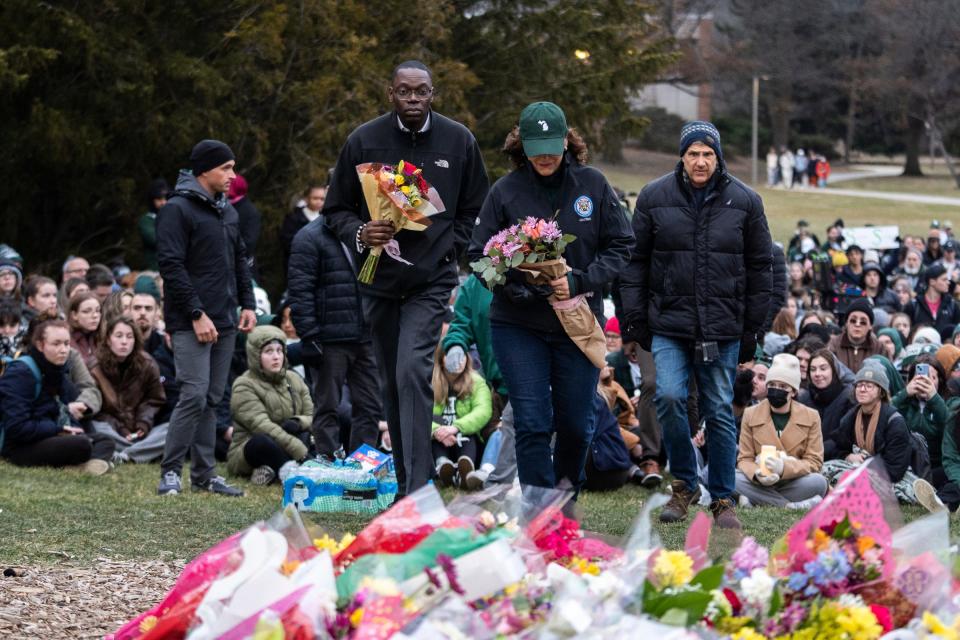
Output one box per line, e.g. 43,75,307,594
299,339,323,366
738,333,759,364
502,272,553,307
281,418,302,435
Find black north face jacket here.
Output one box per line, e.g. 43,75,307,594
621,162,773,343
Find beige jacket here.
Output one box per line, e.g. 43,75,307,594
738,399,824,481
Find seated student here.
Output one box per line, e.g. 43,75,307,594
0,319,113,474
823,362,935,505
228,325,314,485
584,393,637,491
800,348,857,460
21,275,59,323
85,264,115,303
58,277,91,314
89,316,167,464
736,353,828,509
876,327,904,364
67,292,101,370
891,355,953,486
101,289,133,324
431,343,492,490
597,363,662,488
0,298,26,357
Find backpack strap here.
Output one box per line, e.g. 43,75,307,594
17,355,42,400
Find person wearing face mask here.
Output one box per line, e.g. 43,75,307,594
799,349,857,461
735,353,827,509
823,362,934,505
228,325,314,486
89,317,167,463
468,101,633,509
0,319,114,473
828,299,884,373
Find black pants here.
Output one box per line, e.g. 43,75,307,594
365,284,449,494
583,452,630,491
430,434,478,465
242,433,309,473
309,342,382,457
5,433,114,467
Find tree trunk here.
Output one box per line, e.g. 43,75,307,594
766,79,792,149
902,115,925,176
844,82,857,164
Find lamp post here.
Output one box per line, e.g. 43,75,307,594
751,76,759,186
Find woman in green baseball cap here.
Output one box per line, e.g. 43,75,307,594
467,102,636,502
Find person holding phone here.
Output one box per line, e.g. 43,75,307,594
892,355,953,502
0,319,114,473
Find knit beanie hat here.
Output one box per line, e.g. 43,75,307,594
604,316,620,336
679,121,723,164
936,344,960,376
877,327,904,358
845,298,874,325
228,174,248,204
133,274,161,302
766,353,802,393
190,139,235,176
912,326,942,347
855,361,890,395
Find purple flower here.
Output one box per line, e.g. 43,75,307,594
538,220,562,242
731,537,769,574
483,229,509,256
436,553,465,595
501,241,524,259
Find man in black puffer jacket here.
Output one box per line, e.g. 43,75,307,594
288,215,383,459
621,121,773,530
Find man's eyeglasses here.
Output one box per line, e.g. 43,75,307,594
394,86,433,99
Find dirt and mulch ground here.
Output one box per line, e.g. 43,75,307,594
0,559,183,638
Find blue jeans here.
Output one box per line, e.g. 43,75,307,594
491,323,600,494
651,335,739,500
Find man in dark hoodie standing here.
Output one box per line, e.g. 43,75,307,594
621,121,773,530
323,60,489,496
156,139,257,497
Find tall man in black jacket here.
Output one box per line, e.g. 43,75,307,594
156,139,257,497
621,121,773,530
323,61,489,495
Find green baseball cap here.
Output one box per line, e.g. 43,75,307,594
519,101,568,157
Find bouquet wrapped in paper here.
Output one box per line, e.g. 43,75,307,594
471,216,607,368
355,160,445,284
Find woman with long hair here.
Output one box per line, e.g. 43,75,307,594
0,319,113,473
799,348,856,460
89,316,167,463
58,276,90,313
22,275,59,323
467,102,632,505
431,343,492,489
67,292,102,370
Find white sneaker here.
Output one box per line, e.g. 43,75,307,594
71,459,110,476
738,495,753,508
914,478,946,513
251,465,277,486
786,495,823,510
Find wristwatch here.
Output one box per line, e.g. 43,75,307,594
191,308,205,321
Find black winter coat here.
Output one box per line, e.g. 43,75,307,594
144,331,179,425
234,196,262,270
833,402,911,482
280,207,311,279
467,157,634,332
621,163,773,343
324,111,489,298
906,295,960,341
799,380,857,460
288,216,369,344
157,171,256,333
0,359,64,451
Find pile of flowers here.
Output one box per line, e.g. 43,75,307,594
470,216,575,288
110,463,960,639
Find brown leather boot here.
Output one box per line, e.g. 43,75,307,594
709,497,743,530
659,480,701,523
639,460,663,489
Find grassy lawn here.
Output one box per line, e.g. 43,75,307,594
0,462,947,568
596,161,944,246
838,168,960,199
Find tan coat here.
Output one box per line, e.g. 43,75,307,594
738,399,824,481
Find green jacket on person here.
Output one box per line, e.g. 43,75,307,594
432,371,493,437
891,389,955,470
442,274,507,397
228,326,314,476
139,211,158,270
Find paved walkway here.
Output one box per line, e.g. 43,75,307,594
773,164,960,207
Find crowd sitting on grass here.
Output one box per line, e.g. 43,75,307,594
5,167,960,523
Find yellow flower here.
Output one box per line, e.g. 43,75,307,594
731,628,768,640
359,576,400,596
139,615,158,633
400,185,411,194
651,550,694,588
836,605,882,640
569,557,601,576
923,611,959,640
313,532,355,555
394,174,404,185
716,616,754,633
349,607,364,627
